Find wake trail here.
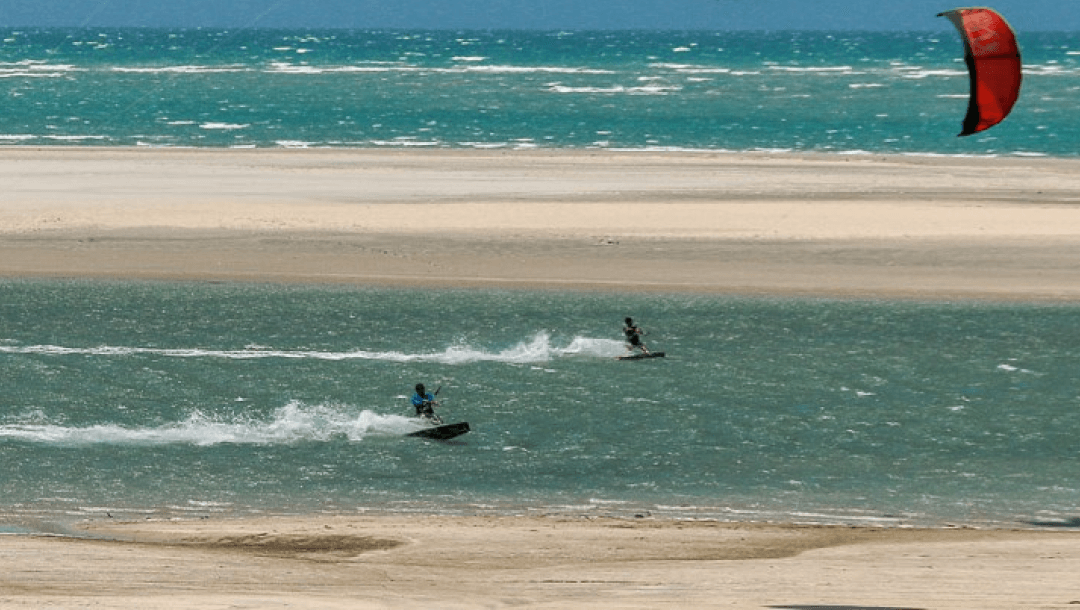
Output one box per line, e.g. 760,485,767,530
0,331,626,364
0,402,419,446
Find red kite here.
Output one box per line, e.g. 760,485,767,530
938,7,1023,136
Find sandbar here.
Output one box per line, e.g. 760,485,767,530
4,147,1080,299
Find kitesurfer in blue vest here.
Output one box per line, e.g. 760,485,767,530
623,317,650,354
411,383,442,423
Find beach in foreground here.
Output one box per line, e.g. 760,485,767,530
3,148,1080,608
2,516,1079,609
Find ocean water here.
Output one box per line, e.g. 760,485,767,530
2,30,1079,533
1,28,1079,155
1,279,1078,532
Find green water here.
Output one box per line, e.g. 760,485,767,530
2,28,1076,155
2,279,1078,531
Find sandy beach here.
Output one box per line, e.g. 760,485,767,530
3,147,1080,608
4,147,1080,298
1,516,1078,609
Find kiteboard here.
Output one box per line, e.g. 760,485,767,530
616,351,665,361
407,421,470,440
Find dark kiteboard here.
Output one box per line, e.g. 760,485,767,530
616,351,665,361
407,421,471,440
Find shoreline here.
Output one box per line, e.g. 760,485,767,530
4,147,1080,300
1,514,1077,609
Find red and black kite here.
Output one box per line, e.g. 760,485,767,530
938,7,1023,136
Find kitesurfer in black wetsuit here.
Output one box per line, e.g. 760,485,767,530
411,383,442,423
623,317,650,354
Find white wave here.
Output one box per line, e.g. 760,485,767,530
671,68,732,75
457,141,510,149
547,84,681,95
0,332,625,364
264,62,612,75
266,62,409,74
0,61,80,78
275,140,319,148
997,362,1035,373
43,135,108,141
369,139,442,147
110,65,251,74
0,403,417,446
199,122,249,130
901,69,966,79
0,71,70,79
768,65,862,75
457,64,615,75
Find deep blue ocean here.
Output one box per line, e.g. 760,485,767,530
1,30,1079,533
1,28,1079,155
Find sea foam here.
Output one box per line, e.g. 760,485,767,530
0,402,416,446
0,332,625,365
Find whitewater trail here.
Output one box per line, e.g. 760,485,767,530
0,332,625,364
0,402,421,446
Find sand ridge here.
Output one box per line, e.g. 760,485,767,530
3,148,1080,299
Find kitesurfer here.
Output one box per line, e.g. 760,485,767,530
411,383,442,423
623,317,650,354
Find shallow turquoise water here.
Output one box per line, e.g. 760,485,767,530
2,279,1078,531
2,28,1077,155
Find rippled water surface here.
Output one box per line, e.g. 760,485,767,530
2,280,1078,531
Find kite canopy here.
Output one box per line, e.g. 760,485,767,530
939,7,1022,136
